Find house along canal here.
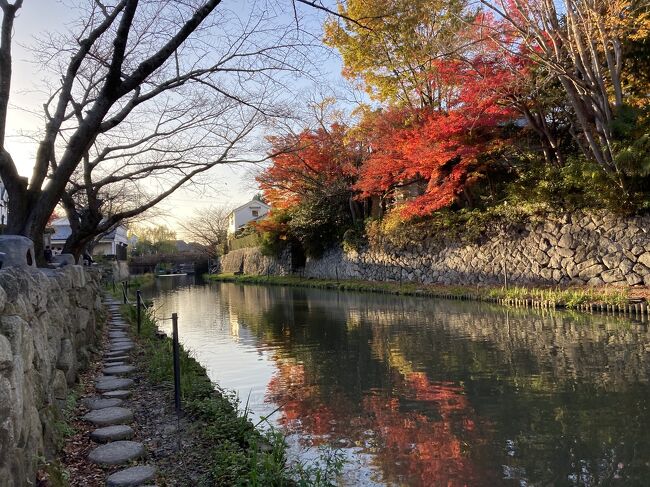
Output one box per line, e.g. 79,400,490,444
143,275,650,486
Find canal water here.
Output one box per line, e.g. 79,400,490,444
145,276,650,486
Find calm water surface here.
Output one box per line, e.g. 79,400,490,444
146,276,650,486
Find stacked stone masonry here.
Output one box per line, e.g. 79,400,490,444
0,266,102,486
219,247,292,276
222,212,650,286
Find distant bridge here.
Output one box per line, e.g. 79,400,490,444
128,252,209,275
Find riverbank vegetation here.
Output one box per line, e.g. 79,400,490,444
112,286,344,486
255,0,650,259
208,273,639,311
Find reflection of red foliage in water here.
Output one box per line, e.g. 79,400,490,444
266,362,497,486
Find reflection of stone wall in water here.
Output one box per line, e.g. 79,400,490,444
220,284,650,390
357,300,650,390
219,247,292,276
265,211,649,286
0,266,102,484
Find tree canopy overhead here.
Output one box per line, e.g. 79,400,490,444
324,0,473,108
0,0,334,260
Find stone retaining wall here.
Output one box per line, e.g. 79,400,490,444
221,212,650,287
0,266,103,486
218,247,292,276
306,212,650,286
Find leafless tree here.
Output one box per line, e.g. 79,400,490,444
177,206,231,257
479,0,637,190
0,0,338,261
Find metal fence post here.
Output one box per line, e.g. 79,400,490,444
171,312,181,414
136,290,142,335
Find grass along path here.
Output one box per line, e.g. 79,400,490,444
208,273,649,317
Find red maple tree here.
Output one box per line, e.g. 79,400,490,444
355,51,518,217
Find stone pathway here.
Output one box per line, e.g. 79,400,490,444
80,295,157,486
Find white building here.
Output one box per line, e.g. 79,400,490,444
50,218,129,259
0,179,8,227
227,199,271,236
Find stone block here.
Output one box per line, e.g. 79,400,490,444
601,269,624,283
619,259,634,275
0,236,36,268
625,273,643,286
578,264,605,280
556,247,575,258
106,465,156,486
602,253,622,270
56,338,76,385
631,245,644,256
51,254,76,267
51,370,68,401
0,334,12,372
586,276,604,286
558,233,574,249
638,252,650,268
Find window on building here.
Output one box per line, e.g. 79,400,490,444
252,210,259,217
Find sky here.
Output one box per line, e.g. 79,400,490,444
5,0,346,238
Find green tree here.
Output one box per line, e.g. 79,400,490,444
324,0,471,108
131,225,177,255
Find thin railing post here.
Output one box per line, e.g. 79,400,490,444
171,312,181,415
136,290,142,335
122,282,127,304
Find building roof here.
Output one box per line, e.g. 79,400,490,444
51,217,127,243
229,198,271,216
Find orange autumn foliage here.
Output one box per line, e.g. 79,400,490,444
355,57,516,217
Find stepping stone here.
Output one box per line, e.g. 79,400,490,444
88,440,144,465
104,361,127,367
106,465,156,486
103,390,132,399
110,339,134,345
110,344,134,352
83,397,124,410
106,356,130,363
82,407,133,426
90,424,135,443
106,350,131,358
109,332,128,338
96,377,134,391
103,365,136,376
